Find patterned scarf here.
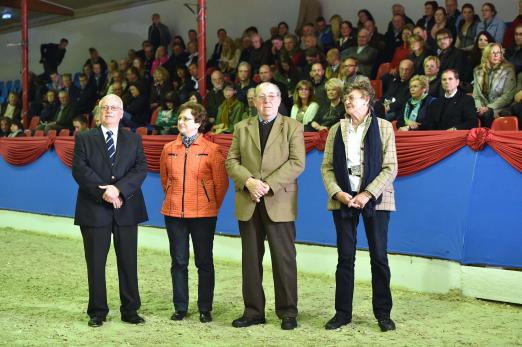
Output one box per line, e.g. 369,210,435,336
181,133,199,148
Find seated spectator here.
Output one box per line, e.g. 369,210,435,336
105,70,127,96
476,3,505,44
128,49,137,64
270,35,284,66
446,0,462,29
7,120,25,137
316,16,335,51
62,73,78,99
126,66,149,97
212,83,245,134
468,31,496,71
40,90,60,123
278,21,289,38
0,91,21,122
384,14,406,62
303,47,323,77
155,91,180,135
509,71,522,129
455,3,480,52
282,34,305,67
330,15,342,45
41,90,76,134
166,43,189,74
308,62,327,108
142,43,155,75
108,59,119,75
341,28,378,78
436,28,469,82
423,55,442,97
73,73,97,115
364,19,387,62
356,9,375,30
234,62,255,105
151,45,169,75
290,80,319,131
325,48,341,79
206,69,225,123
375,59,415,120
241,88,258,119
187,91,202,104
0,117,12,137
428,7,456,49
91,62,107,98
311,77,344,131
49,72,63,91
429,69,477,130
238,34,252,64
187,28,197,44
337,20,356,53
386,3,415,32
339,57,369,86
473,43,516,127
390,24,414,71
408,34,433,75
503,2,522,48
172,65,196,103
249,33,272,73
219,37,241,76
209,28,227,67
118,58,130,75
150,66,173,111
124,83,150,127
274,55,303,97
397,75,437,131
416,1,437,33
505,24,522,73
84,47,107,76
258,64,290,114
186,40,198,67
72,116,89,133
299,22,316,49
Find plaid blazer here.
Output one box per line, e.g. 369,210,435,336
321,115,398,211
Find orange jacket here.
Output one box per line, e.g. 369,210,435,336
160,135,229,218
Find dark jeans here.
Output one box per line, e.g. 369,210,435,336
332,210,392,321
511,102,522,130
164,216,216,313
480,108,495,128
80,224,140,319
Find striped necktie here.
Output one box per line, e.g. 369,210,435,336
106,130,115,163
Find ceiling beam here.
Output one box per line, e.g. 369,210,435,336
0,0,74,16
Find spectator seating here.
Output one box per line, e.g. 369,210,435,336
34,130,44,136
47,130,57,137
391,120,398,132
136,127,148,136
370,80,382,99
29,116,40,130
376,63,391,80
24,129,32,136
150,107,160,125
58,129,70,136
491,116,519,131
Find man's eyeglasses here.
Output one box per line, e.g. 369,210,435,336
100,105,122,112
256,94,280,101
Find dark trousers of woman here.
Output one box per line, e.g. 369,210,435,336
164,216,216,313
332,210,392,322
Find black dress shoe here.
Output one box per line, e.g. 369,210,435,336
281,317,297,330
88,316,104,327
199,311,212,323
171,311,187,321
231,316,266,328
325,314,351,330
378,318,396,332
121,314,145,324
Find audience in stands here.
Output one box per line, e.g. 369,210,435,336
150,66,173,111
476,2,505,44
72,116,89,133
206,70,225,122
7,120,25,137
503,1,522,49
455,3,480,52
39,90,60,123
436,28,469,82
155,91,179,135
151,46,169,76
241,88,258,119
409,34,433,75
290,80,319,131
124,84,150,127
148,13,171,51
1,92,21,122
423,55,442,97
311,77,344,131
356,9,374,30
416,1,437,33
390,24,415,71
84,47,108,76
505,24,522,74
39,38,68,79
219,37,241,76
473,43,516,128
342,29,378,78
397,75,437,131
337,21,356,52
428,7,456,49
41,90,76,134
212,83,245,134
0,117,12,137
468,31,496,70
376,59,415,120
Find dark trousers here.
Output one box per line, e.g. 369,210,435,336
80,224,140,319
511,102,522,130
164,216,216,313
332,210,392,321
481,108,495,128
238,200,298,320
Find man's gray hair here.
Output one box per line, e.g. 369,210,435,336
255,82,281,96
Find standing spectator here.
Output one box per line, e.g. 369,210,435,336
84,48,108,76
148,13,171,51
321,79,397,333
226,82,305,331
290,80,319,131
455,3,480,52
39,38,68,78
160,102,228,324
473,43,516,127
476,3,505,44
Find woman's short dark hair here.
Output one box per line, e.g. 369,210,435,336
482,2,497,16
178,101,209,133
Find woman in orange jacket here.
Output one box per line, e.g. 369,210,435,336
159,101,229,323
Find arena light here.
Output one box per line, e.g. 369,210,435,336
2,8,13,20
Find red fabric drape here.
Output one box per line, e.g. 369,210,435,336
0,137,53,166
54,137,76,167
395,130,469,176
4,130,522,175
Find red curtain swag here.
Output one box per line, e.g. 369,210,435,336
2,129,522,175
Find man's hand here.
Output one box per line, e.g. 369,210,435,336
477,106,489,116
245,178,270,202
99,185,122,208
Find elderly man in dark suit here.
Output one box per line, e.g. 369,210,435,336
72,94,148,328
226,82,305,330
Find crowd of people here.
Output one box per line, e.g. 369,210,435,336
1,2,522,137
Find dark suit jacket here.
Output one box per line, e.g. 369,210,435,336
429,89,477,130
72,127,148,227
341,45,378,78
0,104,21,122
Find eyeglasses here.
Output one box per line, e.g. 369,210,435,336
298,88,310,91
100,105,121,112
343,95,365,102
178,116,194,122
437,36,450,41
256,94,280,101
490,51,503,56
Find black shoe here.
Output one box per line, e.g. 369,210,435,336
88,316,104,327
199,311,212,323
281,317,297,330
325,314,351,330
378,318,396,332
231,316,266,328
171,311,187,321
121,314,145,325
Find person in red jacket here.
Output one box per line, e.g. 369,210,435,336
159,101,229,324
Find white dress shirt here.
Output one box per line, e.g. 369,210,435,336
101,125,119,150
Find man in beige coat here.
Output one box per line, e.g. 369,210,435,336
226,82,305,330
